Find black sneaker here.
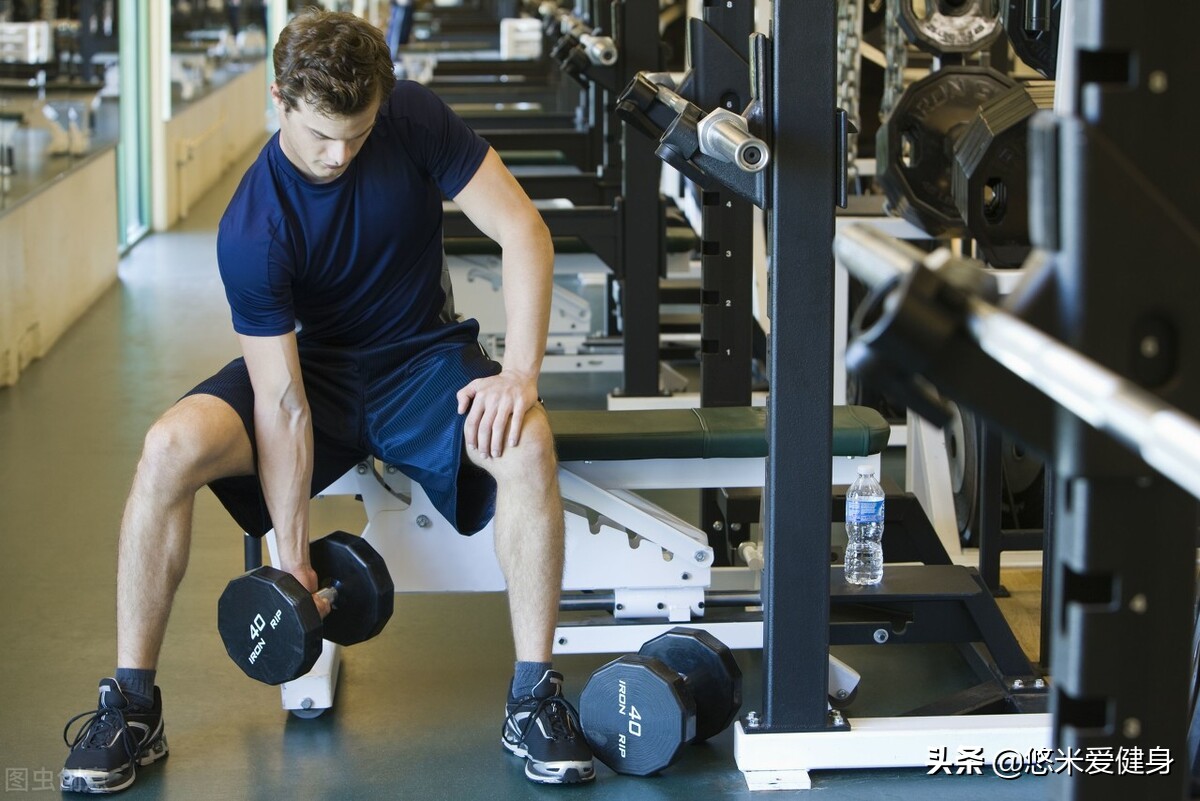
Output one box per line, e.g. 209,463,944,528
502,670,595,784
60,678,168,794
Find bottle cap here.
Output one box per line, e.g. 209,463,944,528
856,464,876,476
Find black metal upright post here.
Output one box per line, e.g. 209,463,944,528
689,3,756,559
1032,1,1200,797
614,0,665,397
695,5,755,407
760,0,836,731
976,426,1005,593
591,0,619,172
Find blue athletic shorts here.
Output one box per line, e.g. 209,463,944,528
184,319,501,537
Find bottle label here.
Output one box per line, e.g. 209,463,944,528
846,498,885,524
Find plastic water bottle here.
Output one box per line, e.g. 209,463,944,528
844,465,885,585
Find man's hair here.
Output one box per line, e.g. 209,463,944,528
273,8,397,116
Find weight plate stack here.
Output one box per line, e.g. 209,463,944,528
952,85,1039,267
877,65,1017,237
897,0,1003,56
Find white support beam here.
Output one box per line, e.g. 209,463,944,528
734,714,1053,791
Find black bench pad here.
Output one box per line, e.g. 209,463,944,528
548,405,890,462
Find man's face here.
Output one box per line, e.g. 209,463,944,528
273,85,379,183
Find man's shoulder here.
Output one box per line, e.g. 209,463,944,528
378,80,446,124
220,146,287,246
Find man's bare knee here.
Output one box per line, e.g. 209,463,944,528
514,410,557,469
137,395,253,493
471,408,557,482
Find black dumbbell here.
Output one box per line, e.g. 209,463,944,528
579,627,742,776
217,531,394,685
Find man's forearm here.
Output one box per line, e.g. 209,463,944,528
254,402,314,573
500,218,554,377
449,146,554,379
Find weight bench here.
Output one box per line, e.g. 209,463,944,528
261,404,890,716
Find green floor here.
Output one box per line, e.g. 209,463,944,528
0,144,1051,799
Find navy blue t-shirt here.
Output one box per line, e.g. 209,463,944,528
217,81,490,347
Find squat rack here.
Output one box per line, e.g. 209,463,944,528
745,0,1198,798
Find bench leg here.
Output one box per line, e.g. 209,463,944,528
280,640,342,719
256,529,344,717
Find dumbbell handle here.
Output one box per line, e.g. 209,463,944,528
315,585,338,609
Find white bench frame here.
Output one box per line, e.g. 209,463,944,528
260,449,878,716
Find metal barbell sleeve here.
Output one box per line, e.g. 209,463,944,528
579,34,617,66
696,107,770,173
641,79,771,174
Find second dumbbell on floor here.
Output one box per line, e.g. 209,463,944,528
579,627,742,776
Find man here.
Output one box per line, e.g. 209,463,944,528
60,9,594,793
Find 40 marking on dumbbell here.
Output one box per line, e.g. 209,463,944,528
246,608,284,665
613,677,644,759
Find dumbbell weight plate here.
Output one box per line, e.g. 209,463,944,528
580,655,696,776
877,65,1017,237
310,530,395,646
217,566,324,685
639,627,742,743
897,0,1003,56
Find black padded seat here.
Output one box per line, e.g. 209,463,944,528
548,405,890,462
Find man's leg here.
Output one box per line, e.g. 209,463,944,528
467,406,563,663
467,406,594,785
63,394,254,795
117,394,255,670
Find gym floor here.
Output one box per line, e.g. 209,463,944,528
0,143,1051,800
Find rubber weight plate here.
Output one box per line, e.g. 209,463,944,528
898,0,1003,55
217,566,324,685
639,627,742,742
1004,0,1060,78
580,655,696,776
309,531,395,646
877,65,1017,237
952,85,1038,266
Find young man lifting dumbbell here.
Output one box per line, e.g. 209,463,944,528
60,8,594,793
